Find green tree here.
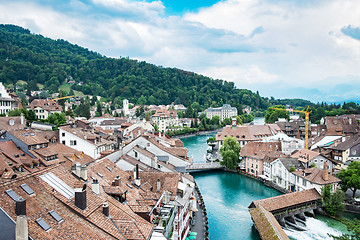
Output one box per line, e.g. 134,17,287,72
321,185,345,216
264,105,290,123
96,102,102,116
210,115,221,126
26,109,37,121
136,95,147,105
235,116,243,125
154,124,159,132
46,112,66,127
220,136,241,169
338,161,360,198
221,118,232,126
135,106,145,118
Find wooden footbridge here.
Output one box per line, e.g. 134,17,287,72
249,188,322,239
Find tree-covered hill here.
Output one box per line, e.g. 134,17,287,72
0,24,271,110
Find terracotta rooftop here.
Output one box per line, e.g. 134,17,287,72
0,140,41,168
0,165,154,240
216,125,275,142
27,98,63,112
249,188,321,212
30,143,95,168
0,116,26,131
139,171,181,197
8,129,49,146
240,142,284,160
292,167,340,185
145,136,189,160
291,149,320,163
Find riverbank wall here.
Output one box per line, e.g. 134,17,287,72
224,168,290,194
194,182,210,240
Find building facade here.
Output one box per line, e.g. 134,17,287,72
205,104,238,121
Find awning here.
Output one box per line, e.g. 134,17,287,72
258,175,273,181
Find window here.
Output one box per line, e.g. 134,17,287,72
70,140,77,146
302,178,307,186
62,132,65,137
62,141,65,145
135,151,138,158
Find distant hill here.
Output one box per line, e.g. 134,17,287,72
0,24,311,111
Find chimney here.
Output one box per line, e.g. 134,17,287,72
323,161,329,181
20,113,24,125
75,184,87,210
16,198,26,216
15,198,28,240
74,162,81,177
113,176,121,186
102,202,109,217
92,179,100,195
80,165,87,181
134,164,141,186
157,179,161,192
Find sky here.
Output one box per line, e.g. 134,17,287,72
1,0,360,103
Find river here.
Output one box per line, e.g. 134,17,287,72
181,133,353,240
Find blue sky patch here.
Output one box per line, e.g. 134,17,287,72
341,25,360,40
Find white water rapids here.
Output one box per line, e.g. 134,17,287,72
284,217,342,240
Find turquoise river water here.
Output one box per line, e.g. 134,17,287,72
181,133,355,240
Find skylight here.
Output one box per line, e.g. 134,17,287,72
36,218,51,231
21,184,34,195
40,172,75,199
5,189,19,201
49,210,63,222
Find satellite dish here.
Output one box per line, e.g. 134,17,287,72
9,119,15,126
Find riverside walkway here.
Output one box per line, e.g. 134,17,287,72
186,162,224,172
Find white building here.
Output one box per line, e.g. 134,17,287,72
0,82,17,114
152,108,179,133
270,157,340,193
263,133,304,155
205,104,238,121
120,135,191,171
59,125,115,159
270,158,304,192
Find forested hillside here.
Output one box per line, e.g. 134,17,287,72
0,24,269,110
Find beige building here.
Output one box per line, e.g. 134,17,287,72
26,99,62,119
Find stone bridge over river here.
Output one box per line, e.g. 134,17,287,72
186,162,224,172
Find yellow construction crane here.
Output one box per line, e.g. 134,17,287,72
271,106,312,149
52,95,75,101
